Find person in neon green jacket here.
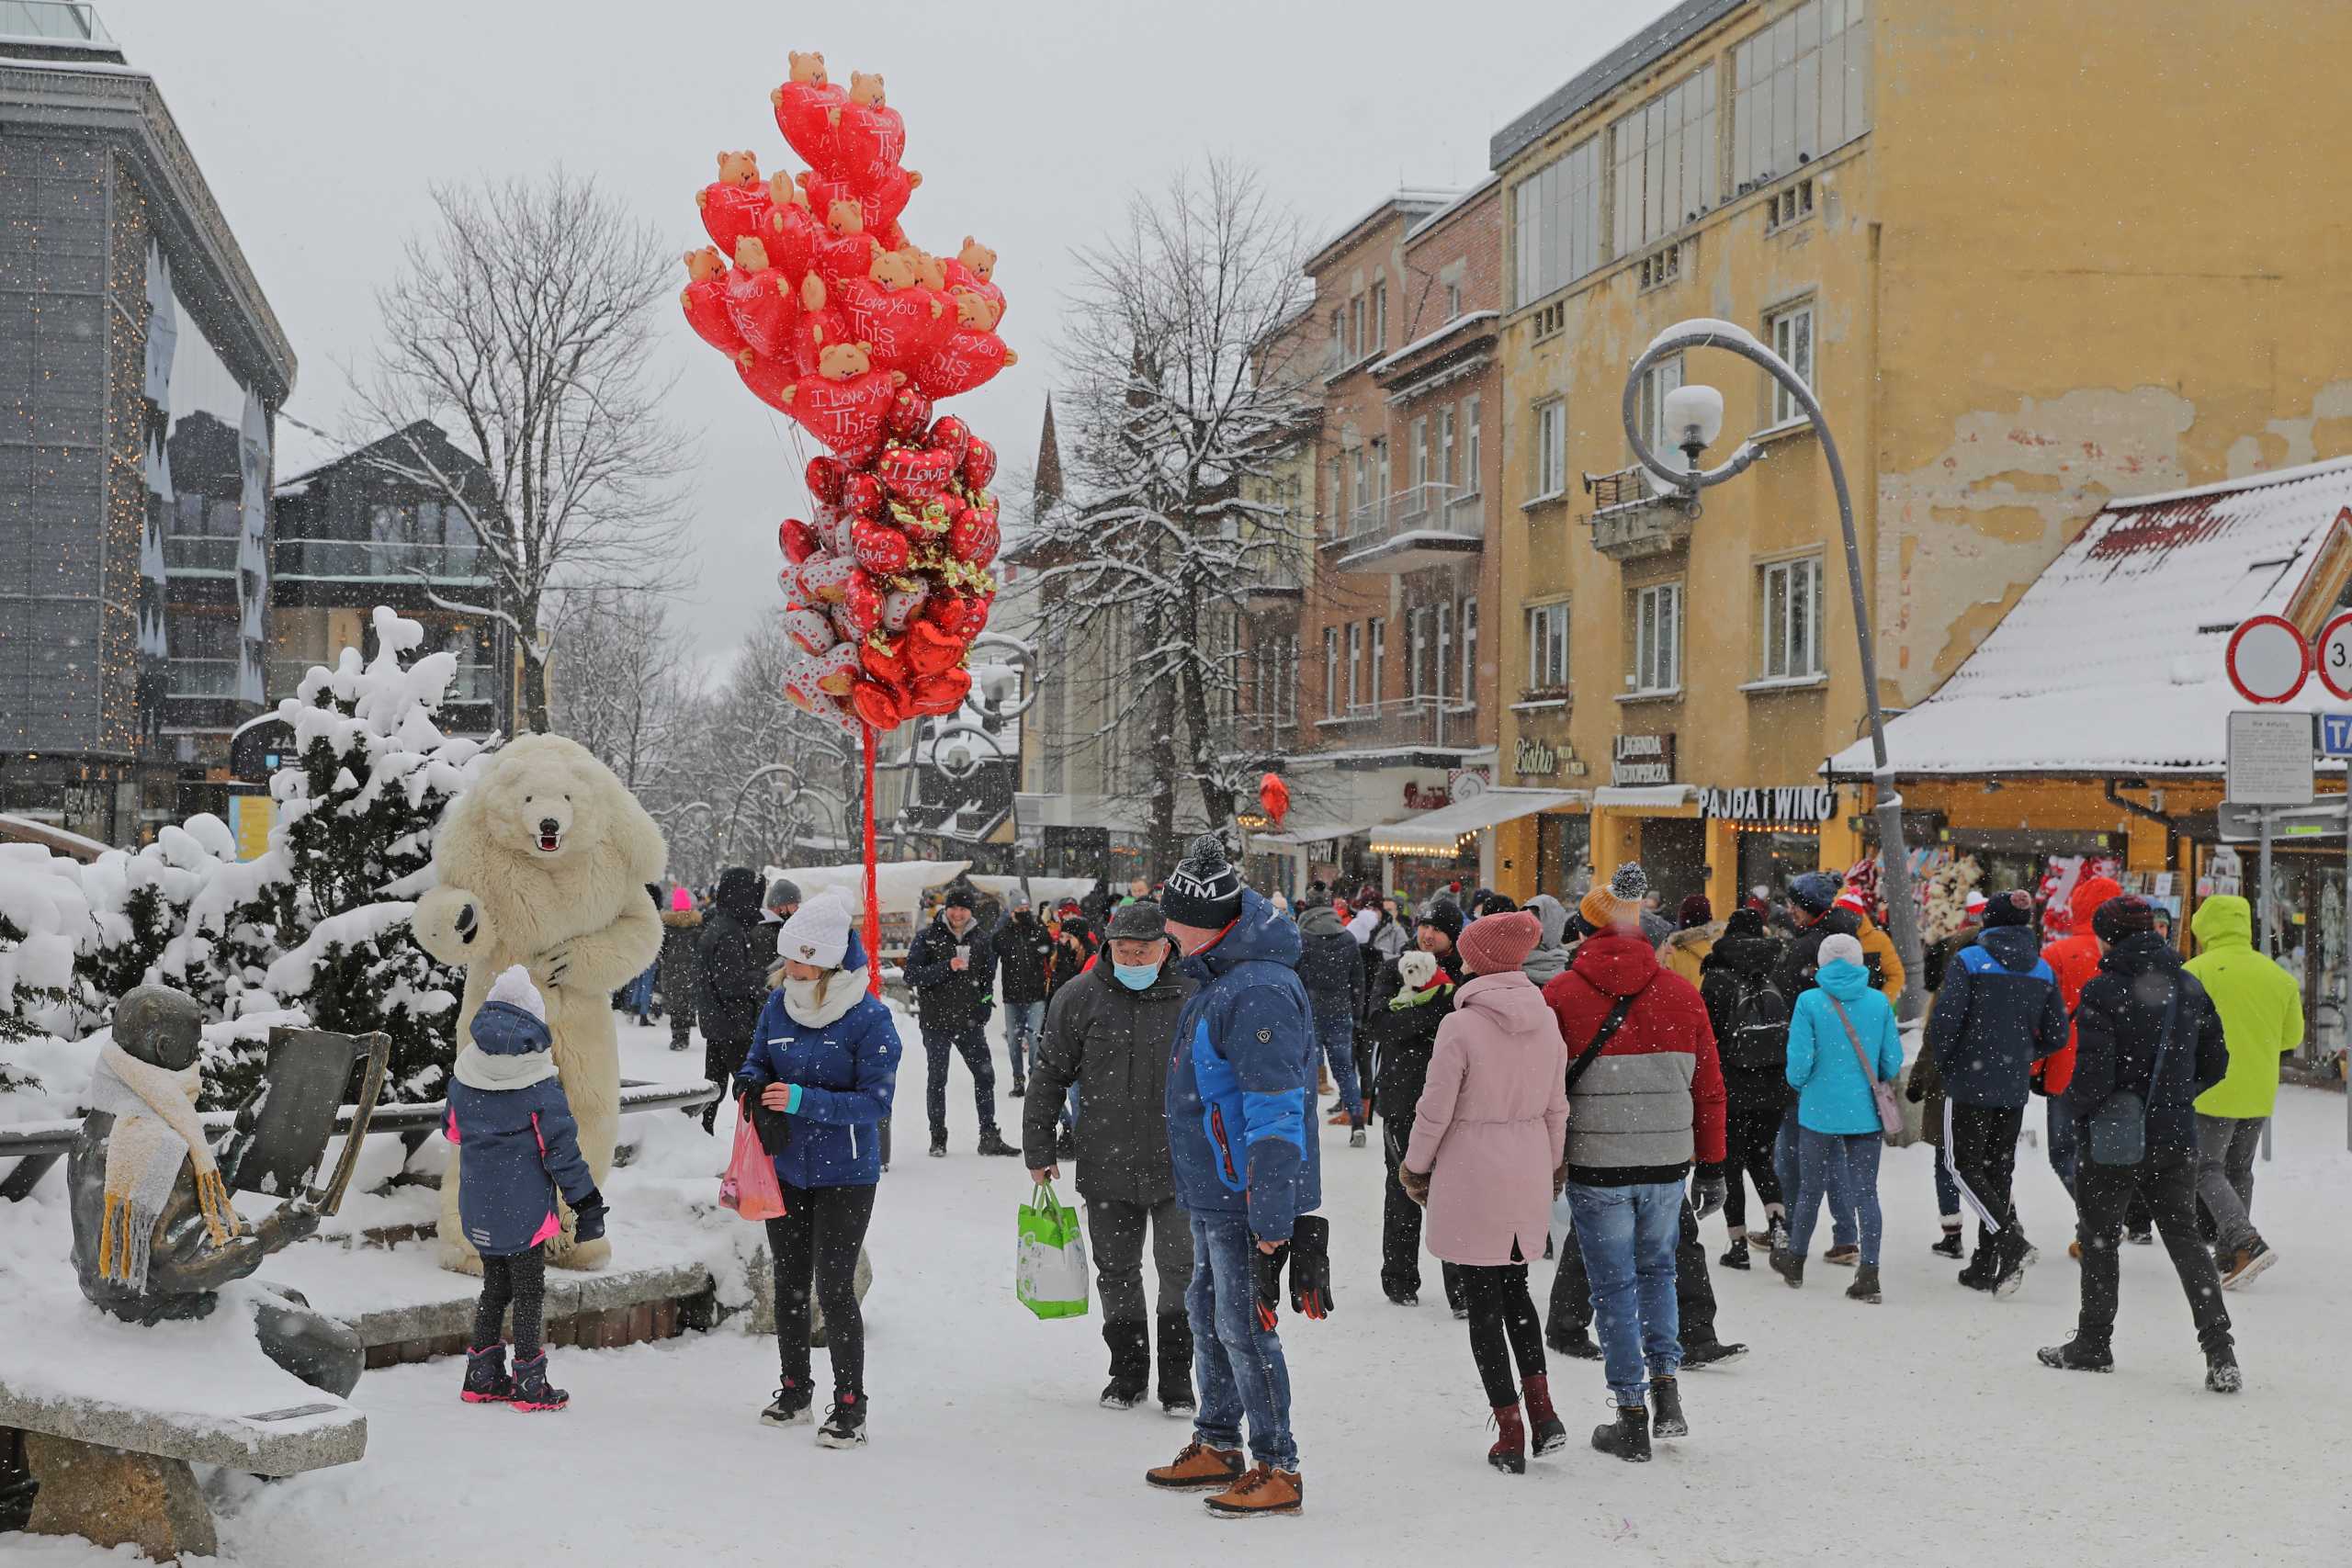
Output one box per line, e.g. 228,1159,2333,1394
2182,896,2301,1290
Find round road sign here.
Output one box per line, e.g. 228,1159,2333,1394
2225,615,2311,705
2318,612,2352,701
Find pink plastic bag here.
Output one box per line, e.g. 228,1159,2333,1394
719,1111,788,1223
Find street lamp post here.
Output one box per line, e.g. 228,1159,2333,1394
1620,318,1923,1018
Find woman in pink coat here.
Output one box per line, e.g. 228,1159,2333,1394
1400,910,1570,1476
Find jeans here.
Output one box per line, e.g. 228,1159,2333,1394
1563,1180,1683,1405
1312,1007,1363,1121
1722,1104,1784,1236
1003,1000,1046,1085
1187,1211,1296,1472
1547,1197,1719,1348
1776,1103,1853,1247
2195,1113,2267,1255
766,1182,878,1395
2074,1145,2232,1356
1788,1128,1884,1268
1457,1257,1545,1409
2045,1095,2079,1191
921,1020,1000,1141
624,964,656,1019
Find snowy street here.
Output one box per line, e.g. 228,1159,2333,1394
11,1012,2337,1567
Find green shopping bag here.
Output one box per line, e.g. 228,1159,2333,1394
1017,1182,1091,1320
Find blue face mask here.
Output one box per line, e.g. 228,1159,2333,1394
1113,962,1159,991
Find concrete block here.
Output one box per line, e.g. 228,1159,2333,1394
25,1435,216,1562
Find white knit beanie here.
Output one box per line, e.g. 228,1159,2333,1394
486,964,546,1021
775,888,854,969
1817,932,1866,970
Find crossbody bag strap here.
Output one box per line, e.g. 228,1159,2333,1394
1826,996,1882,1084
1566,993,1639,1097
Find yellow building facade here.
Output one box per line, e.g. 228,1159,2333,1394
1487,0,2352,913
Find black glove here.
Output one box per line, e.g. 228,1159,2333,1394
571,1187,608,1243
1253,1241,1288,1331
1288,1215,1332,1320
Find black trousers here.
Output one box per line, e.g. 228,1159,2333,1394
1722,1105,1784,1235
766,1182,878,1395
1381,1110,1463,1308
1549,1196,1720,1347
1947,1102,2025,1262
472,1249,548,1359
1458,1255,1546,1408
701,1032,752,1133
2075,1145,2232,1355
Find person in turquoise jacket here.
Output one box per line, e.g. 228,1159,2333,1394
2183,895,2302,1288
1774,933,1905,1301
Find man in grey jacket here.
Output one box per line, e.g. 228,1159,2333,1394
1025,899,1199,1414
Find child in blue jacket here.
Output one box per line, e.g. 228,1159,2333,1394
446,966,605,1411
734,892,900,1448
1776,933,1904,1302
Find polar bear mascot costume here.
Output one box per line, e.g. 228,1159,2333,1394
414,732,666,1273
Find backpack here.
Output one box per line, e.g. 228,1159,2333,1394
1722,972,1791,1079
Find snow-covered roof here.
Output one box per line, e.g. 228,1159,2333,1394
1829,455,2352,780
1306,187,1462,275
272,412,356,489
1369,310,1500,379
1403,174,1500,242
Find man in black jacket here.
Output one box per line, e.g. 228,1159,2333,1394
2041,897,2238,1392
1023,900,1197,1414
694,867,771,1134
1364,901,1465,1311
1294,899,1365,1142
995,897,1055,1099
1698,908,1789,1267
906,886,1016,1158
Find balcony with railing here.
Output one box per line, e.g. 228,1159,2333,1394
274,537,492,582
1243,538,1309,608
1323,483,1485,574
1582,464,1697,561
166,657,242,698
1310,694,1479,751
163,535,240,575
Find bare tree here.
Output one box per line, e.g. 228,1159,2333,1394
361,170,692,731
1025,159,1316,865
546,587,692,791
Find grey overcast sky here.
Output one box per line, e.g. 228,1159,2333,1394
100,0,1662,675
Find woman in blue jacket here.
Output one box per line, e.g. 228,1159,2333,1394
1774,933,1904,1303
734,891,900,1449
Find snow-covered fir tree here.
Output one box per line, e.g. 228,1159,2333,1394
0,847,89,1093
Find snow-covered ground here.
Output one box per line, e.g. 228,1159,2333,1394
8,1010,2349,1565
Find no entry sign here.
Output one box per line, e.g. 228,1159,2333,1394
2225,615,2310,705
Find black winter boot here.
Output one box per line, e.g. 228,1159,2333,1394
1848,1265,1883,1303
459,1344,513,1404
2036,1335,2115,1373
1648,1376,1688,1438
1546,1325,1600,1360
2205,1344,2243,1394
817,1391,867,1448
762,1376,813,1426
1957,1227,1998,1292
1102,1320,1149,1410
510,1351,569,1412
1719,1237,1750,1270
1991,1229,2030,1299
976,1128,1019,1157
1591,1403,1652,1462
1156,1311,1195,1416
1931,1226,1965,1259
1770,1247,1804,1289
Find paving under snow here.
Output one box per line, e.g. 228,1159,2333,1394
6,1010,2348,1565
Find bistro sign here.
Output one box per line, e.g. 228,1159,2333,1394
1701,785,1838,825
1611,733,1675,786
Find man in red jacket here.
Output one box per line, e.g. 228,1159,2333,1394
1542,863,1728,1464
2041,874,2149,1245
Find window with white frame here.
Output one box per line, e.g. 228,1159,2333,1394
1527,601,1568,691
1511,134,1604,305
1759,556,1824,679
1350,296,1364,361
1637,355,1685,459
1460,595,1478,704
1329,309,1345,371
1436,406,1456,491
1633,583,1681,694
1408,416,1429,498
1611,66,1719,256
1350,447,1368,521
1346,623,1363,712
1283,636,1299,724
1323,627,1339,717
1734,0,1871,192
1767,300,1815,427
1374,438,1391,502
1408,608,1429,698
1369,616,1386,705
1445,278,1462,319
1436,603,1453,699
1533,398,1566,498
1371,278,1387,354
1464,396,1482,492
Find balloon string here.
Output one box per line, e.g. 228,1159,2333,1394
863,724,881,998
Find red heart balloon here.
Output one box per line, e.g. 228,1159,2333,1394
841,570,885,638
681,264,747,356
772,76,848,169
724,267,797,360
946,502,1000,568
735,348,797,412
943,256,1006,328
876,446,956,503
777,367,901,459
860,633,909,688
760,201,820,288
908,329,1012,399
949,589,995,642
925,415,972,464
806,456,847,505
850,677,908,732
783,606,836,654
850,516,911,576
802,166,920,238
839,470,884,519
921,590,965,632
831,275,954,367
778,517,820,564
811,228,879,288
961,438,998,491
885,386,933,440
697,179,773,256
904,618,966,677
829,99,907,187
910,667,972,716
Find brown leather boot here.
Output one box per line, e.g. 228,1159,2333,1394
1145,1439,1244,1491
1204,1462,1304,1517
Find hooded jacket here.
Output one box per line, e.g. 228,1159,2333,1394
1295,903,1364,1021
1521,895,1572,988
1700,927,1792,1117
2184,896,2304,1119
1925,924,2069,1109
658,897,702,1017
444,998,601,1257
1023,957,1195,1203
994,909,1055,1005
2061,931,2229,1159
733,929,900,1190
906,911,997,1028
1659,922,1718,988
695,868,773,1047
1542,932,1727,1185
2039,874,2123,1096
1162,888,1320,1242
1785,958,1905,1134
1403,971,1569,1266
1357,911,1410,1015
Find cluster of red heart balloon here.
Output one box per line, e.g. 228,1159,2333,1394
680,49,1010,736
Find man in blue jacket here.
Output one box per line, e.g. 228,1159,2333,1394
1144,835,1324,1519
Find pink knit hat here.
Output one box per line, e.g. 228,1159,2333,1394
1458,910,1541,976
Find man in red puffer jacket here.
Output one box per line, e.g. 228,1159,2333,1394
2041,874,2139,1242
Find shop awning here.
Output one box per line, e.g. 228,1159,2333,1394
1370,788,1584,856
1591,784,1698,810
1250,816,1401,847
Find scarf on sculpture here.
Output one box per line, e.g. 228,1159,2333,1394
85,1041,234,1289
